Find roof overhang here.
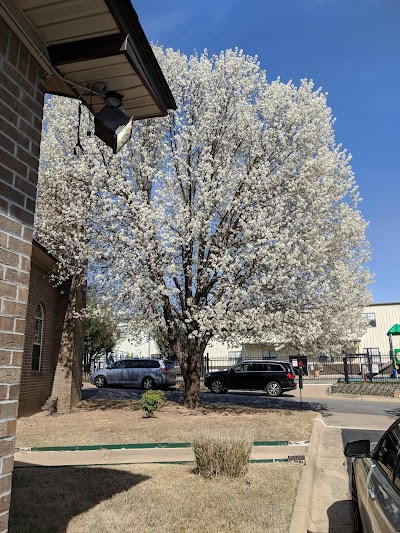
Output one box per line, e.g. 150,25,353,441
31,239,57,272
0,0,176,120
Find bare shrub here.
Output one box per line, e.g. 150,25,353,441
192,428,253,479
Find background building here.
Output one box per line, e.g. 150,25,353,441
357,303,400,356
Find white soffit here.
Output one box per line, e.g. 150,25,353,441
5,0,176,119
18,0,119,44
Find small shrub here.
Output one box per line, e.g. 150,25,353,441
140,390,164,417
192,428,253,479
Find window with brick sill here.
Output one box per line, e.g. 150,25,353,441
32,302,44,371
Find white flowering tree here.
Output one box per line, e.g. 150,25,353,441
35,95,99,282
36,48,371,408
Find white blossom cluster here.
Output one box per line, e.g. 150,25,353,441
36,48,372,361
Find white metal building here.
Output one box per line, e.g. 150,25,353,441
356,302,400,356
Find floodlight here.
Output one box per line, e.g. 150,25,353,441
93,90,132,154
94,105,133,154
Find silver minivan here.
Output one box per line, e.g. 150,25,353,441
90,359,177,390
344,417,400,532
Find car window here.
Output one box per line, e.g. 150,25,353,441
142,360,160,368
395,460,400,490
111,361,125,369
376,422,400,479
234,363,250,372
125,360,139,368
249,363,270,371
269,363,284,372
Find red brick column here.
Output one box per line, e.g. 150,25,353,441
0,17,45,531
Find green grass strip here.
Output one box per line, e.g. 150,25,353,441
250,458,288,463
253,441,288,447
18,440,289,452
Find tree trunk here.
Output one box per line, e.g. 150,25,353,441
181,344,205,409
161,300,208,409
51,276,83,412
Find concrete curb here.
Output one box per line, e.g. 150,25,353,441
289,413,323,533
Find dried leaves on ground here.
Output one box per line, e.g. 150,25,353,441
16,399,315,448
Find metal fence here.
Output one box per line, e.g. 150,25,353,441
342,354,396,382
202,353,398,383
88,351,398,384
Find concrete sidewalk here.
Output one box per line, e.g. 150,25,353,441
290,416,353,533
290,409,398,533
14,444,308,468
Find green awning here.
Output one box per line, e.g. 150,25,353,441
387,324,400,336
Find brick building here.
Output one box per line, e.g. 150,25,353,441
0,2,175,530
0,17,46,530
18,240,84,416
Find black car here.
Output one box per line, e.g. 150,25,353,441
204,360,297,396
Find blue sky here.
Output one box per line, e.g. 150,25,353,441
135,0,400,304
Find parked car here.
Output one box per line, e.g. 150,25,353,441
204,360,297,396
344,417,400,532
90,359,177,389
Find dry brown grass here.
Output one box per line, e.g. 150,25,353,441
16,399,315,448
10,463,302,533
193,427,253,478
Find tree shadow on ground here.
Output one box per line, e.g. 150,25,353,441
9,466,149,533
198,397,326,415
80,386,327,415
77,398,142,411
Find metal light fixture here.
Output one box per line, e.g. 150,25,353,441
94,88,133,154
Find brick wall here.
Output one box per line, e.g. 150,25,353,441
18,263,56,414
0,16,45,531
18,264,71,415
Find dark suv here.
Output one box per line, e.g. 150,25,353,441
204,360,296,396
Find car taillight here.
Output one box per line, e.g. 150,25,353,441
286,373,295,380
160,367,169,373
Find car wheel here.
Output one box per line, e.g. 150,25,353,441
142,377,154,390
210,379,224,393
351,469,363,533
265,381,282,397
94,375,107,388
